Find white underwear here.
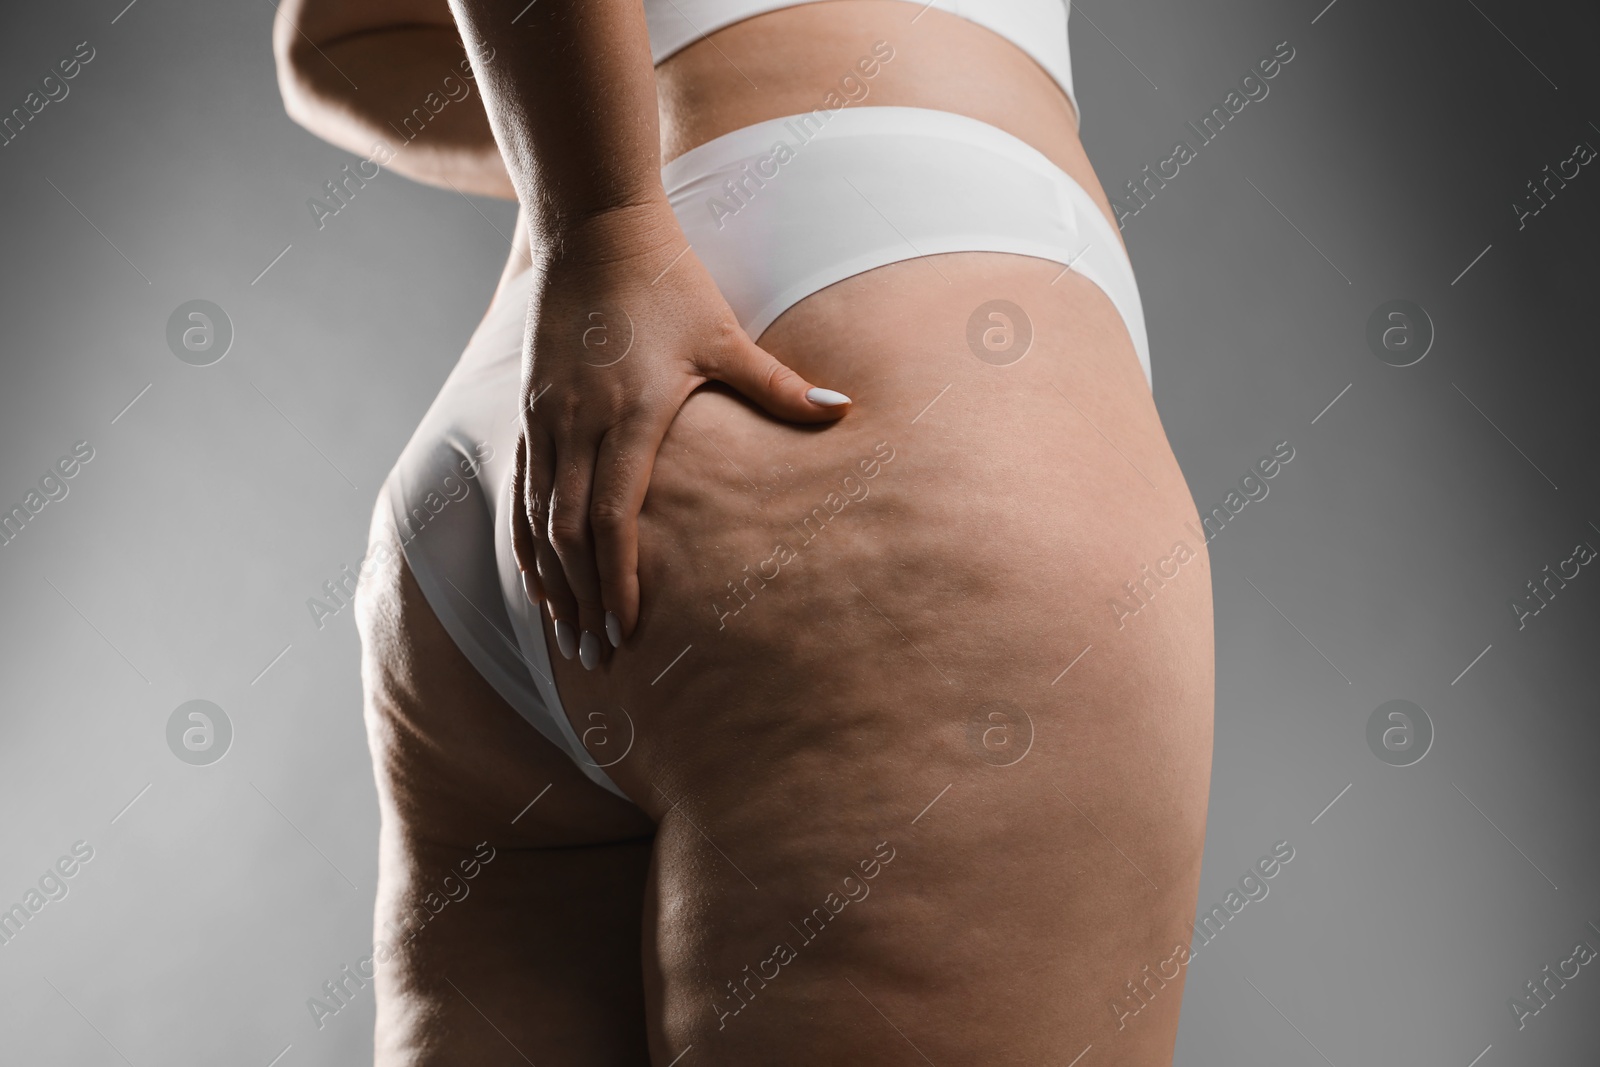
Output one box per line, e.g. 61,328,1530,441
387,106,1151,800
666,106,1149,383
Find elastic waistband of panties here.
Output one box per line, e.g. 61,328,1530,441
663,105,1074,192
502,107,1108,304
657,103,1150,388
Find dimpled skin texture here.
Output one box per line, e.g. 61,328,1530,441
365,5,1214,1063
543,247,1214,1065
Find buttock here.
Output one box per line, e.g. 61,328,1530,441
548,246,1200,806
376,128,1212,1063
385,106,1158,803
539,249,1213,1064
364,7,1213,1060
372,233,1211,1063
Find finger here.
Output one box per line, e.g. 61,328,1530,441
703,334,853,423
589,416,667,645
509,433,544,606
524,426,580,662
546,444,609,671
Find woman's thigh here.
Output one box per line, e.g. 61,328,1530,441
546,253,1215,1065
354,504,658,1065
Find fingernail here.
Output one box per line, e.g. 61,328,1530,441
806,387,852,407
579,630,600,670
522,571,539,607
605,611,622,648
553,618,577,660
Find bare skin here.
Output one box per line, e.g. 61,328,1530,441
322,3,1216,1064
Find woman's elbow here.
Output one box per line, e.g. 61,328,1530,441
271,14,333,131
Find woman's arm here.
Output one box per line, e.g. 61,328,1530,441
444,1,665,232
450,0,853,666
272,0,514,198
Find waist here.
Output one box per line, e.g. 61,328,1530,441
655,2,1085,180
496,4,1108,319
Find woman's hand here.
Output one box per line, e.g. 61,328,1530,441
509,198,852,669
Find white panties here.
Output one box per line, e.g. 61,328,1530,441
386,106,1151,799
666,106,1149,384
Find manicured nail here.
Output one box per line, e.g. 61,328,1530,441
522,571,539,607
579,630,600,670
605,611,622,648
806,387,851,407
553,618,577,660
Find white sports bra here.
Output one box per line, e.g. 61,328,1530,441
644,0,1078,118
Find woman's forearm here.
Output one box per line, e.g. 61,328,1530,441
445,0,668,241
275,14,515,198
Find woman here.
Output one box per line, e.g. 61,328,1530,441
275,1,1214,1063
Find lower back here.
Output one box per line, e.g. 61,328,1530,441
658,3,1111,217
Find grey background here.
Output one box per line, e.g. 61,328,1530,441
1,0,1596,1063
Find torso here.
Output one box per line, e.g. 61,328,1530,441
499,1,1119,307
